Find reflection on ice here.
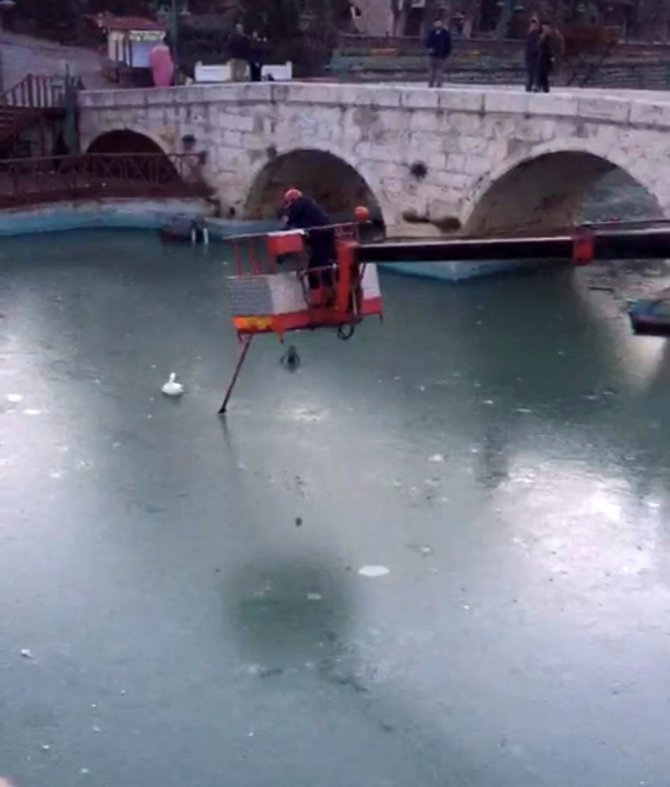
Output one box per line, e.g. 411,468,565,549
284,405,329,423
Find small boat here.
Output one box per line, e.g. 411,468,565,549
160,215,210,245
628,289,670,336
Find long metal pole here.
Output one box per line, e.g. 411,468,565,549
361,235,573,263
359,227,670,265
171,0,179,80
219,336,253,415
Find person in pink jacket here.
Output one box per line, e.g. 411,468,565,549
150,37,175,88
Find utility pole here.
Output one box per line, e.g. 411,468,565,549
157,0,181,80
170,0,179,76
495,0,513,37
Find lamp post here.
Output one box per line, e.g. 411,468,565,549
0,0,14,93
0,0,16,31
157,1,179,74
170,0,179,72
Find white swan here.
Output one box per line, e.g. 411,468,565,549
161,373,184,397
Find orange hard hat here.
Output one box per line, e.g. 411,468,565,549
354,205,370,223
283,188,303,204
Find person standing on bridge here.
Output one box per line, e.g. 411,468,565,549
535,21,555,93
150,36,175,88
524,17,540,92
425,19,452,88
229,23,250,82
248,31,266,83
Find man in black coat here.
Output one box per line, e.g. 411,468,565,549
425,19,452,88
536,21,555,93
281,189,336,288
248,30,266,82
228,23,250,82
524,17,540,92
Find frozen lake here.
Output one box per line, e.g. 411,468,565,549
2,229,670,787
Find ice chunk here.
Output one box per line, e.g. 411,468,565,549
358,565,390,578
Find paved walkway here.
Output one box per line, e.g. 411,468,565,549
2,30,669,103
393,81,670,100
0,31,106,92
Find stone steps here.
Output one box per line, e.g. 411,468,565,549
327,52,670,90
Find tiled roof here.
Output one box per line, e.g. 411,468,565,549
88,14,167,32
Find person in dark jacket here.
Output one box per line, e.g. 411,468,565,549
281,189,335,288
536,21,554,93
229,23,250,81
425,19,452,88
524,17,540,92
248,31,265,82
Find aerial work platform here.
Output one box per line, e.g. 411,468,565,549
218,219,670,413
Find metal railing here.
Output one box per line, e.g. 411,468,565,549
0,153,212,208
0,73,71,109
226,223,360,277
0,74,77,146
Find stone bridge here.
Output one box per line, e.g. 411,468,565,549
78,83,670,237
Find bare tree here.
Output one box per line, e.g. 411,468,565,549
494,0,513,37
462,0,481,37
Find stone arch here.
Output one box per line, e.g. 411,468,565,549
244,148,385,229
85,128,182,185
463,145,664,236
86,129,169,156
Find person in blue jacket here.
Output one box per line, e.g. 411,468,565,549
425,19,452,88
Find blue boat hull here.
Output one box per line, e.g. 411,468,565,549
628,294,670,336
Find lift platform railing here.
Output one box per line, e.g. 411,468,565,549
225,222,365,314
225,222,361,278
